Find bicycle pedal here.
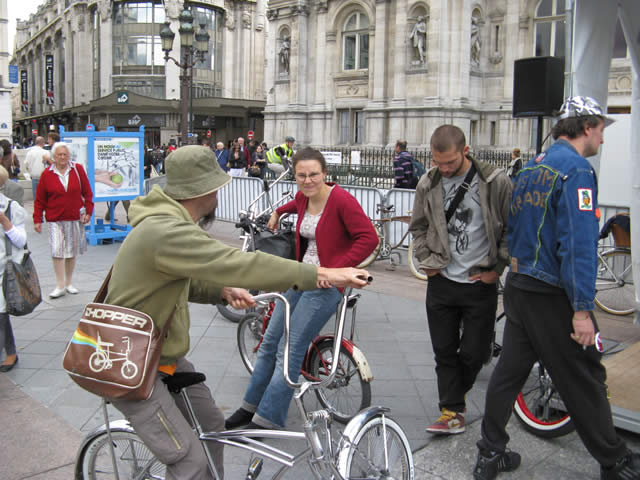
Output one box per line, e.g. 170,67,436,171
246,457,263,479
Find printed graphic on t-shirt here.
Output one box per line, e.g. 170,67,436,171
578,188,593,211
444,179,481,254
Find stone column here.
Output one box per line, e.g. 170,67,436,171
391,0,408,104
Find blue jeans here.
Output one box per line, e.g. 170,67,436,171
243,287,342,428
31,178,39,198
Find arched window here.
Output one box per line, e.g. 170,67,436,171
534,0,565,57
342,12,369,71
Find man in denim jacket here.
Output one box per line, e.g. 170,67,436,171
474,96,640,480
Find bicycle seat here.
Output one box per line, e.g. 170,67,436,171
162,372,207,394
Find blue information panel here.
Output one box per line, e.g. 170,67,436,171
60,125,145,246
8,65,18,85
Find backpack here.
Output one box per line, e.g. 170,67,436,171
410,157,426,179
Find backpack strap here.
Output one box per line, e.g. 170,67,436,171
445,164,477,224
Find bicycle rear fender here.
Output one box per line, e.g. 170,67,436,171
307,336,374,382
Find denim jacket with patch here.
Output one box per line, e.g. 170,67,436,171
508,140,599,311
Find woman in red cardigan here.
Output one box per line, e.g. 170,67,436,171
33,142,93,298
226,147,378,430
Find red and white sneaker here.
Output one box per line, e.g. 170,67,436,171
426,408,465,434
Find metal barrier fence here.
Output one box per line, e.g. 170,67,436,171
143,176,629,250
259,148,537,189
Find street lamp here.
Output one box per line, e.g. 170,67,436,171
160,6,210,145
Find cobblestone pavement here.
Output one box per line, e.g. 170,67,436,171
0,199,638,479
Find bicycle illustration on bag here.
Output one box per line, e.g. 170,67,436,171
88,334,139,380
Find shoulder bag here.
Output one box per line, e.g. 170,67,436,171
2,202,42,316
445,164,477,224
63,268,176,401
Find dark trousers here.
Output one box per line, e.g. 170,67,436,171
478,282,627,467
426,274,497,413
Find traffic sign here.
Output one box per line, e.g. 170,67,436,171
32,129,38,136
247,130,254,140
207,130,211,138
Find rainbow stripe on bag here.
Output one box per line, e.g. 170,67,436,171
71,329,99,350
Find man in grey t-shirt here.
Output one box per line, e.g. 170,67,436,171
409,125,512,435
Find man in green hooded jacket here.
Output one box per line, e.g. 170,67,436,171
106,145,369,479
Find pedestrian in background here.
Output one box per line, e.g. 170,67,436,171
215,141,229,172
0,174,27,373
228,143,246,177
0,165,24,206
33,142,93,299
0,140,20,180
251,144,267,178
24,136,48,195
393,139,417,189
409,125,511,436
506,147,522,180
474,96,640,480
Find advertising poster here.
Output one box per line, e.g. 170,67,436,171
93,138,142,198
65,137,88,171
20,71,28,112
45,55,54,105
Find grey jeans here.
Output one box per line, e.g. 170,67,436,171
0,313,16,358
112,357,225,479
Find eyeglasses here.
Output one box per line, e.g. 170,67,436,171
295,172,323,182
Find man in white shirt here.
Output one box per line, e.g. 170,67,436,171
24,136,48,195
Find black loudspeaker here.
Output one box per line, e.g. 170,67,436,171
513,56,564,117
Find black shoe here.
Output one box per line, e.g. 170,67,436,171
225,408,253,429
0,356,18,372
601,451,640,480
473,449,521,480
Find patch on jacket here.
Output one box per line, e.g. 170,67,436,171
577,188,593,211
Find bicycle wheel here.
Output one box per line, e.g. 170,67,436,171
308,338,372,424
595,249,635,316
78,429,165,479
512,362,574,438
237,312,265,374
338,414,414,480
407,236,427,281
357,223,382,268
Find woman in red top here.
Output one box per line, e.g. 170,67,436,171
33,142,93,298
226,147,378,430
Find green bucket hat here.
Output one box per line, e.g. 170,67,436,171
163,145,232,200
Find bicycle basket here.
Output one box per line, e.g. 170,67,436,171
254,230,296,260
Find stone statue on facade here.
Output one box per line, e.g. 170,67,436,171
279,36,290,73
410,16,427,64
471,16,481,65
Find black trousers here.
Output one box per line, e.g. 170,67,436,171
478,282,627,467
426,274,497,413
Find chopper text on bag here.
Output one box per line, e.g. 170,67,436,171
62,302,169,401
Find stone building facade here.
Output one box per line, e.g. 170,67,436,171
263,0,633,150
0,0,12,142
11,0,268,147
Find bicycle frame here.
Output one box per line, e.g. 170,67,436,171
91,290,393,480
596,246,633,289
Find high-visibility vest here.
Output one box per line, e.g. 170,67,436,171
266,143,293,165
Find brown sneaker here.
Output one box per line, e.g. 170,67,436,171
426,408,465,434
